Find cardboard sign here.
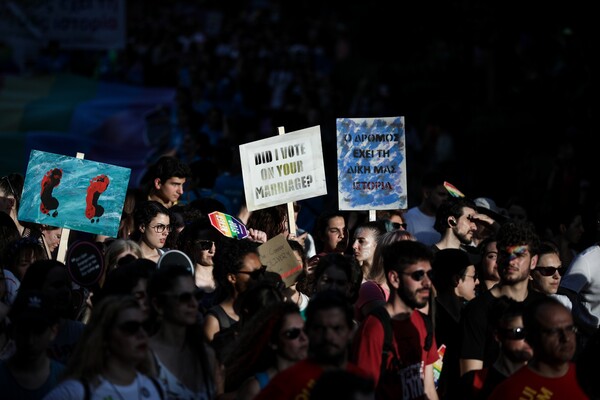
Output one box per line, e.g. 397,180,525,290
18,150,130,238
208,211,249,239
239,125,327,211
258,235,303,287
66,241,105,287
337,117,407,210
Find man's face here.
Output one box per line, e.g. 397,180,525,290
306,308,353,366
481,240,500,282
452,207,478,245
497,245,536,285
497,316,533,363
425,184,449,210
154,177,186,205
534,304,577,365
392,260,433,309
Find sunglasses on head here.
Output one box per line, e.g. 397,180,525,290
281,327,304,340
236,265,267,280
535,266,564,277
117,320,145,335
401,269,434,282
196,240,215,251
498,327,526,340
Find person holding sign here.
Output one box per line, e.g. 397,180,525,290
132,201,172,263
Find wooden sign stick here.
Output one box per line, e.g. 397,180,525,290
56,152,85,263
278,126,297,237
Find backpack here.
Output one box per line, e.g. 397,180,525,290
368,305,434,378
80,376,165,400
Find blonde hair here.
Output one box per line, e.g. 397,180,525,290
104,239,143,271
367,230,416,282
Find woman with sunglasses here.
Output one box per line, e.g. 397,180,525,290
146,264,220,399
133,201,172,263
178,217,221,311
223,302,308,400
43,295,164,400
530,241,572,308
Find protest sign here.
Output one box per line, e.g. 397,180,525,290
337,117,407,210
208,211,249,239
18,149,130,238
66,240,104,287
258,235,302,287
239,125,327,211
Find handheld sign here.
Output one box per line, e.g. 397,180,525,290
66,241,105,287
208,211,249,239
239,125,327,212
18,150,130,238
337,117,407,210
258,235,303,287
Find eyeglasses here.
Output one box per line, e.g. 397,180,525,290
196,240,214,251
117,320,145,335
535,266,564,277
236,265,267,280
401,269,434,282
498,327,526,340
391,222,408,230
463,273,478,281
281,327,304,340
164,291,197,303
540,325,578,337
148,224,172,233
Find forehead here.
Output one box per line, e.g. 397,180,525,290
537,253,560,264
241,252,261,268
461,207,477,216
355,227,376,238
165,177,186,185
321,265,348,280
309,308,348,327
327,216,345,229
402,260,432,273
537,303,572,325
150,214,170,224
116,307,144,323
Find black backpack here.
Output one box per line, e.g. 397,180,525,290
368,305,434,378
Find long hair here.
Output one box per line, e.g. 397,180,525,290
246,205,288,240
103,239,143,272
367,229,416,282
60,295,150,383
224,301,300,392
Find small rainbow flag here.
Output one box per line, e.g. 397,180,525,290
444,181,465,198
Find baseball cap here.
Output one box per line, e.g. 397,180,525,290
474,197,507,223
8,290,59,327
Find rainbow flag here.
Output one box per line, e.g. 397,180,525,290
443,181,465,198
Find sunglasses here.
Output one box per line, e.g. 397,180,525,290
196,240,215,251
281,327,304,340
498,327,526,340
535,266,564,277
117,320,145,335
236,265,267,280
148,224,172,234
401,269,434,282
164,291,197,303
391,222,408,230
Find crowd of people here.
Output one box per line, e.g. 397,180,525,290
0,153,599,400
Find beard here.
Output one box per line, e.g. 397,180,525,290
398,285,430,309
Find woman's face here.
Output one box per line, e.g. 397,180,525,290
141,213,170,249
131,278,149,318
160,275,199,326
316,265,350,295
196,239,216,266
352,228,378,264
108,306,148,365
276,312,308,362
322,216,346,253
481,240,500,283
43,228,62,253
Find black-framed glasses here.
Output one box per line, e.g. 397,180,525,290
401,269,434,282
148,223,172,234
236,265,267,280
196,240,214,251
391,222,408,230
498,327,526,340
281,327,304,340
540,325,578,337
117,320,145,335
164,291,197,303
535,266,564,277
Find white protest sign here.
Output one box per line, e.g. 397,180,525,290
239,125,327,212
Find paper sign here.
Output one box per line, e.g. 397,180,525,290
239,125,327,211
258,235,302,287
208,211,249,239
337,117,407,210
18,150,130,238
66,241,105,287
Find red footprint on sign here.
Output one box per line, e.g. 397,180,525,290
40,168,62,217
85,174,110,223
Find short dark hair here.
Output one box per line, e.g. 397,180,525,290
133,201,171,229
497,221,541,257
213,238,260,295
434,197,478,233
145,156,191,186
305,289,353,330
382,240,433,275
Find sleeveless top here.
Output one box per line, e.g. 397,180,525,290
206,304,237,330
152,350,215,400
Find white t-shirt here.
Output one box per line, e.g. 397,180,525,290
43,373,163,400
559,244,600,328
404,206,440,246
